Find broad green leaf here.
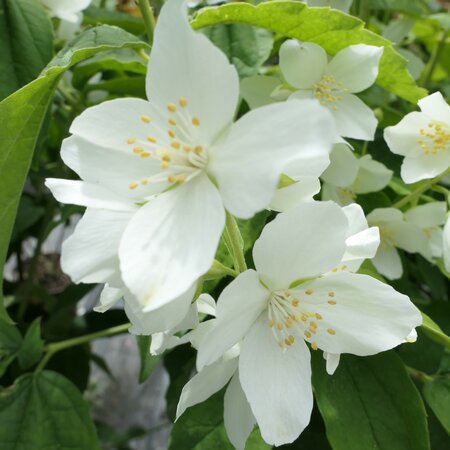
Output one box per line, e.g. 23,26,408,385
83,6,146,35
169,391,270,450
312,351,430,450
0,319,23,377
367,0,428,16
192,1,427,103
17,318,44,370
202,24,273,78
136,335,161,383
0,25,149,323
0,0,53,100
423,376,450,434
0,370,100,449
421,312,450,351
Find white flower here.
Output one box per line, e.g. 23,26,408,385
384,92,450,184
40,0,91,22
302,0,353,12
404,202,447,259
444,215,450,273
279,40,383,140
321,144,393,204
367,207,431,280
195,201,420,446
46,0,335,313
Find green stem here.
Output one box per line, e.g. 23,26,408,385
406,366,433,383
393,170,449,209
225,211,247,273
421,30,448,87
137,0,156,44
36,323,130,372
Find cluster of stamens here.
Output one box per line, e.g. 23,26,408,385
267,287,337,351
417,122,450,155
125,96,208,191
313,74,348,111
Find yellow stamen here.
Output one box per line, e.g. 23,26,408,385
140,115,151,123
167,103,176,113
192,117,200,126
179,97,187,108
128,182,138,190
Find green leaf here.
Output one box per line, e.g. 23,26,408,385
17,318,44,370
0,0,53,100
169,390,269,450
83,6,146,35
421,312,450,351
312,351,430,450
192,1,427,103
423,376,450,434
136,335,161,383
0,319,23,377
367,0,428,16
202,24,273,78
0,370,100,449
0,25,148,323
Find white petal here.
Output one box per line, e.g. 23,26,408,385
388,221,431,256
253,201,348,290
401,152,450,184
300,272,422,356
240,75,281,109
404,202,447,228
196,293,216,316
209,100,334,219
70,98,167,152
197,270,268,370
367,207,403,224
119,174,225,310
94,284,125,313
270,177,320,212
327,45,383,93
45,179,136,212
443,218,450,272
176,357,238,419
239,316,313,446
323,352,340,375
383,112,431,158
321,183,356,205
342,203,368,236
351,155,393,193
321,144,358,187
146,0,239,145
372,246,403,280
418,91,450,123
279,40,327,89
61,136,166,200
332,93,378,140
61,209,131,284
125,283,196,335
224,372,256,450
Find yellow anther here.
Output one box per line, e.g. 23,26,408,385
128,181,138,190
328,300,337,305
310,321,318,329
141,178,149,185
127,137,137,144
168,130,176,138
311,342,318,350
133,146,144,154
140,152,151,158
268,319,275,328
327,328,336,335
300,314,308,322
162,154,171,162
168,118,177,126
315,313,322,320
161,161,170,169
284,338,292,346
194,145,203,155
179,97,187,107
304,330,312,338
147,136,157,143
168,175,176,183
305,288,313,295
192,117,200,126
291,299,300,307
341,265,347,270
285,318,293,328
328,291,335,297
177,175,185,183
167,103,177,112
170,141,180,149
332,267,338,272
277,322,284,330
283,290,291,297
140,115,151,123
183,145,192,153
288,335,295,344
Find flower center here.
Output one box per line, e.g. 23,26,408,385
267,288,337,351
417,121,450,156
126,96,209,191
378,225,396,249
313,74,347,111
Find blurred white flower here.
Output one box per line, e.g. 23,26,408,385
41,0,91,22
384,92,450,183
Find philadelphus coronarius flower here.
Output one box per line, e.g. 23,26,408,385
40,0,91,22
384,92,450,183
46,0,335,313
192,201,420,446
279,41,383,140
321,144,393,205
